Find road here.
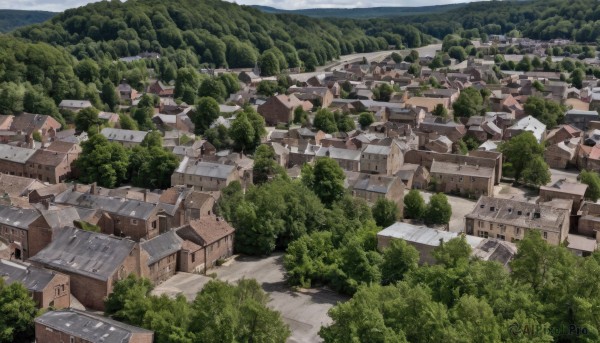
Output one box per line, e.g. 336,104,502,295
290,43,442,81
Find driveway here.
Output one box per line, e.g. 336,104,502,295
214,254,347,343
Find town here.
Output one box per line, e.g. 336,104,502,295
2,0,600,341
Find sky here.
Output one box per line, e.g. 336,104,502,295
0,0,480,13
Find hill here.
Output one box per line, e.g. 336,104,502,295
0,10,55,33
251,4,466,19
12,0,430,70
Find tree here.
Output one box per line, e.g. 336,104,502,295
101,80,119,111
119,113,138,130
373,83,394,102
252,144,286,184
580,170,600,202
432,236,471,267
76,134,130,188
302,157,346,206
75,107,100,133
256,80,278,97
334,111,355,133
192,96,220,134
532,80,545,92
204,124,230,150
372,197,400,228
407,63,421,76
404,50,419,63
523,96,566,128
380,239,419,285
448,46,467,61
516,56,533,72
499,131,546,183
259,51,280,76
432,103,448,118
452,87,483,117
293,106,308,125
198,78,226,102
571,68,585,89
521,155,551,187
424,193,452,226
313,108,338,133
229,111,254,152
404,189,425,220
0,279,38,343
391,52,402,63
132,106,155,131
358,112,375,129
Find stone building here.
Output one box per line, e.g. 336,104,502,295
539,179,587,214
29,227,142,310
544,137,580,169
35,309,153,343
465,196,570,245
360,143,403,176
347,173,405,215
100,128,148,148
0,205,42,260
26,149,73,184
257,94,308,125
171,158,239,191
315,146,361,172
429,160,494,197
0,259,70,309
140,230,182,285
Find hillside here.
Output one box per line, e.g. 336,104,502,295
0,10,55,33
252,4,466,19
12,0,429,70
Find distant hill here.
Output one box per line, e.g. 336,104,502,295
251,4,466,19
0,10,55,32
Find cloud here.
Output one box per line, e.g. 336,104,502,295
0,0,480,12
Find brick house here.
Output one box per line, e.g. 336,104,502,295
544,138,580,169
0,259,70,309
100,128,148,148
29,227,142,310
577,144,600,172
26,149,73,184
430,160,494,197
419,117,467,143
183,191,217,221
405,150,500,184
140,230,182,285
176,216,235,274
347,173,405,215
539,179,587,214
171,158,239,191
315,146,361,172
35,309,153,343
564,109,600,131
360,143,403,176
117,82,138,103
0,113,62,143
54,188,164,241
578,202,600,237
0,173,45,197
288,87,334,108
545,125,582,146
396,163,430,189
147,80,174,97
0,205,42,260
465,196,570,245
0,144,36,177
257,94,308,125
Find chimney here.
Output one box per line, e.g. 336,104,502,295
143,189,148,202
72,182,77,192
90,182,96,195
41,199,50,210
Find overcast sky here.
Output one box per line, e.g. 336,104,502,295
0,0,480,12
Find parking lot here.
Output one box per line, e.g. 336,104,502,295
214,254,347,343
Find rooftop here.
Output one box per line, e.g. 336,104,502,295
0,144,36,163
0,259,60,292
175,158,236,179
176,216,235,247
540,178,587,197
100,128,148,143
430,160,494,178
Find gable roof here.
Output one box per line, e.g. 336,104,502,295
430,160,494,178
101,128,148,144
35,309,152,342
141,231,183,265
0,205,40,229
0,144,36,163
29,227,136,281
176,216,235,247
54,189,157,220
175,158,236,179
0,259,60,292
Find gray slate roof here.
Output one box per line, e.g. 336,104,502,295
315,146,361,161
0,205,40,229
141,230,183,265
430,160,494,178
35,309,152,342
0,259,58,292
175,158,235,179
29,227,136,281
362,144,391,155
54,189,156,220
101,128,148,144
0,144,36,163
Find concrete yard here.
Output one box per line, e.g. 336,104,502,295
214,254,348,343
151,272,214,301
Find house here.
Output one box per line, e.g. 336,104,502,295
577,202,600,237
395,163,430,189
147,80,175,97
0,144,36,177
0,173,45,198
504,115,546,142
29,227,141,310
288,86,334,108
377,222,516,266
404,97,449,112
545,125,582,146
58,100,92,112
0,205,42,260
171,158,239,191
565,109,599,131
35,309,153,343
0,113,62,143
465,196,570,245
388,107,426,127
360,143,403,175
566,233,597,257
98,111,120,125
419,117,467,142
424,135,453,153
175,216,235,273
288,143,320,167
257,94,309,125
101,128,148,148
538,178,587,214
544,137,580,169
315,146,361,172
430,160,494,197
183,191,217,221
0,259,70,309
577,144,600,172
117,82,138,103
347,173,404,215
140,230,182,285
26,149,74,184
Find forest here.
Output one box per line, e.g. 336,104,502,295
0,10,55,33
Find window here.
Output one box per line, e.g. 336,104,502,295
478,221,483,228
130,219,138,225
70,336,74,343
497,234,505,240
191,253,196,263
152,221,157,229
516,227,520,235
478,231,489,238
459,177,463,182
543,232,548,240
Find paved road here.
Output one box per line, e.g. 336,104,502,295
291,43,442,81
214,254,347,343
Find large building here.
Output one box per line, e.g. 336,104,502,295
465,196,570,245
171,158,239,191
429,160,495,197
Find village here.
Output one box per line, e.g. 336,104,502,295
3,35,600,341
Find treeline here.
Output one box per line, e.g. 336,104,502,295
0,10,55,33
11,0,429,72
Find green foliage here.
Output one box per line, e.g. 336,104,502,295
119,113,138,130
432,236,471,268
192,96,220,134
101,80,119,111
204,124,231,150
521,155,551,187
0,279,38,342
75,220,101,232
499,131,548,184
198,78,226,103
106,276,289,342
313,108,338,133
580,170,600,202
380,239,419,285
452,87,483,118
229,107,265,153
252,144,287,185
302,157,346,206
403,189,425,220
372,83,394,102
432,103,448,118
293,106,309,125
75,107,100,133
372,197,400,228
32,131,42,142
358,111,375,129
0,10,54,33
334,111,355,132
424,193,452,226
76,134,130,188
523,96,566,128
